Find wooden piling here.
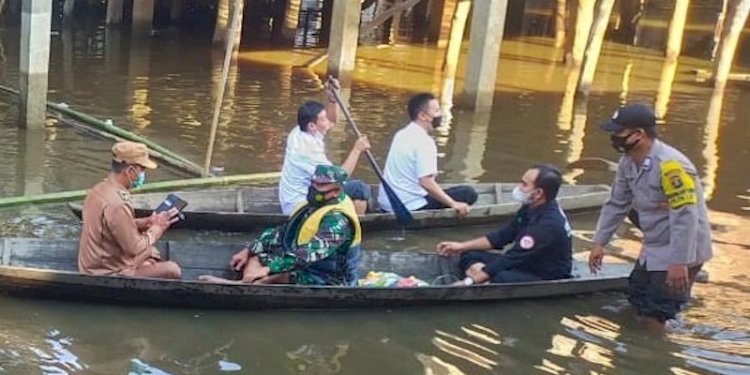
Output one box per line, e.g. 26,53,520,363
555,0,567,48
213,0,244,52
62,0,75,21
712,0,750,91
131,0,155,38
655,0,690,119
282,0,302,41
440,0,471,101
570,0,595,66
577,0,615,96
106,0,124,26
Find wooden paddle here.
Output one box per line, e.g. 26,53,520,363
327,82,414,226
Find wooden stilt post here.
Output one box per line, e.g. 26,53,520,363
204,0,243,176
555,0,567,48
711,0,730,61
63,0,75,22
712,0,750,90
655,0,690,119
570,0,595,66
106,0,124,26
282,0,301,41
577,0,615,96
440,0,471,101
213,0,244,53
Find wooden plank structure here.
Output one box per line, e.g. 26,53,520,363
67,183,612,232
0,238,632,310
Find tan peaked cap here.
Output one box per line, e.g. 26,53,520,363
111,142,158,169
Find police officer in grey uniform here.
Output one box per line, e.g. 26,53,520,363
589,103,712,324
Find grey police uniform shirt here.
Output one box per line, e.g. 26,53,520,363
594,140,712,271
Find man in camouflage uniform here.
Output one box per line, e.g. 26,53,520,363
589,103,712,326
200,164,362,286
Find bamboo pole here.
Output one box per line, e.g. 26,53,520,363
655,0,690,119
204,0,242,176
440,0,471,99
0,173,281,209
712,0,750,91
577,0,615,96
0,84,204,176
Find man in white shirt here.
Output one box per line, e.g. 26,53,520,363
377,93,477,216
279,81,371,215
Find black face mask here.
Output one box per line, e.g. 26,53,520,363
431,115,443,129
610,132,640,153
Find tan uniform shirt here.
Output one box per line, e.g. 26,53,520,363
77,179,162,276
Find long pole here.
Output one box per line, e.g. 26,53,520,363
203,0,242,176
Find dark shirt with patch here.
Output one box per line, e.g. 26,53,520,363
483,200,572,280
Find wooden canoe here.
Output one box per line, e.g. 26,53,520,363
67,183,611,232
0,238,631,309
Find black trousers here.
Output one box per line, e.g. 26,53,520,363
628,261,703,322
420,185,478,210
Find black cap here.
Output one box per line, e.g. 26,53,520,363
599,103,656,132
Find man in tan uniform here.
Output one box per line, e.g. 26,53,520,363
78,142,181,279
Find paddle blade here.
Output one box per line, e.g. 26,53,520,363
381,180,413,226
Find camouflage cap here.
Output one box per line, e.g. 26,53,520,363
311,164,349,184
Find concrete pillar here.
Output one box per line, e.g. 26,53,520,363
106,0,124,26
19,0,52,129
105,27,122,72
577,0,615,96
281,0,301,41
654,0,690,119
570,0,595,66
131,0,155,38
19,129,45,196
326,0,361,80
213,0,244,52
712,0,750,91
461,0,508,109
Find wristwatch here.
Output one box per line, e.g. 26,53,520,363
462,277,475,286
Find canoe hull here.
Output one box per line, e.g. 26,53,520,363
0,238,631,310
67,183,611,232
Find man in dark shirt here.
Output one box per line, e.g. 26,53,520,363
436,164,572,284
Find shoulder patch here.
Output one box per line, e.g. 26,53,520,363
519,235,535,250
660,160,696,209
116,190,131,202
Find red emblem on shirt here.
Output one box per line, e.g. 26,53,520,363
519,235,535,250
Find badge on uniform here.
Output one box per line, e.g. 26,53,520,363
117,190,131,202
642,157,653,171
519,235,535,250
660,160,696,209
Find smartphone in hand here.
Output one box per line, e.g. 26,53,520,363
155,194,188,220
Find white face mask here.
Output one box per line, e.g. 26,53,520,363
512,186,534,204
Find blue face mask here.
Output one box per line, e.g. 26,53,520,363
130,169,146,189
